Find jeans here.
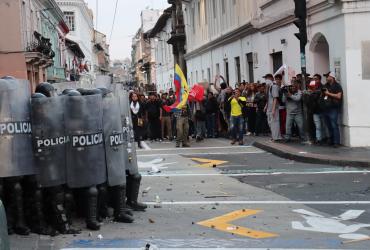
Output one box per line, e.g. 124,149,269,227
267,110,282,140
161,116,172,139
176,116,189,145
255,110,268,135
196,120,206,138
206,113,216,137
148,118,161,140
285,112,304,140
313,113,324,141
230,115,244,141
322,108,340,145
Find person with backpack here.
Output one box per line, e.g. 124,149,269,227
227,88,247,145
264,74,283,142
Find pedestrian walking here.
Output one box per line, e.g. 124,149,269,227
205,92,218,138
146,93,162,141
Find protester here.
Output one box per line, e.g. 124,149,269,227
282,80,305,142
205,92,218,138
228,89,246,145
146,93,162,141
265,74,282,142
175,105,191,147
193,99,207,142
321,72,343,147
130,92,145,148
254,84,269,136
161,93,173,140
245,83,257,135
307,79,325,144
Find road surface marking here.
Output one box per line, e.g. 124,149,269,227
138,158,177,173
141,170,370,177
137,145,252,152
191,157,228,168
62,248,354,250
140,141,151,150
197,209,278,239
138,151,265,157
145,201,370,205
292,209,370,240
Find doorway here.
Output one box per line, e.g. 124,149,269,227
310,33,330,75
246,53,254,82
271,51,283,74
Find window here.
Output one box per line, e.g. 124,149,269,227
207,68,211,83
216,63,220,75
198,1,201,26
221,0,226,14
64,11,75,31
213,0,217,18
235,57,241,83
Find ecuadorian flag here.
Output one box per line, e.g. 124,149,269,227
163,64,189,112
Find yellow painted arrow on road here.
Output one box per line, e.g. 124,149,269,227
191,157,228,168
197,209,278,239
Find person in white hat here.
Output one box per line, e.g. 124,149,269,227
321,71,343,147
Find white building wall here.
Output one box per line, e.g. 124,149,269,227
56,0,94,71
183,0,370,147
154,18,174,92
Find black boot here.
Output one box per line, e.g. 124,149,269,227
12,181,30,235
126,174,147,211
50,187,80,235
113,185,134,223
86,186,100,231
64,189,74,226
97,184,109,222
31,188,57,236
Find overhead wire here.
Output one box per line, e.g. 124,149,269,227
109,0,119,44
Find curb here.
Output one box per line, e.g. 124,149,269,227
253,141,370,168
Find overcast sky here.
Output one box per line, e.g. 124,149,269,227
85,0,170,60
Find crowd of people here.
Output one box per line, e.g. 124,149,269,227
129,71,343,148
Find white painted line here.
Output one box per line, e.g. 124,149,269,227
144,200,370,205
142,170,370,177
140,141,151,150
137,145,253,152
138,151,265,157
62,249,353,250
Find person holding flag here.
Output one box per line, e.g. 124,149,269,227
162,64,191,148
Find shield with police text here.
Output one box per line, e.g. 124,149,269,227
0,78,35,178
64,94,107,188
103,94,126,186
117,89,139,175
31,96,67,187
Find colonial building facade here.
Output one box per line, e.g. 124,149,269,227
0,0,69,90
56,0,95,75
183,0,370,147
149,8,174,92
131,9,162,90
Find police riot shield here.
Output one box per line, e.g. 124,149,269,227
102,93,126,186
64,94,107,188
0,78,35,178
117,89,139,175
31,96,67,187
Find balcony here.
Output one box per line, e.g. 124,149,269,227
47,67,66,82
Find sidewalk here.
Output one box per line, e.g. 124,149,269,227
251,136,370,168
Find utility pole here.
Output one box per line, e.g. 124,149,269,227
293,0,310,142
167,0,187,77
293,0,308,89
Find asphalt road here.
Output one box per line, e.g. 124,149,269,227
9,138,370,250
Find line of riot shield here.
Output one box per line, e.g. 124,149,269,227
102,93,126,187
64,94,107,188
117,89,139,175
31,95,67,187
0,77,35,178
